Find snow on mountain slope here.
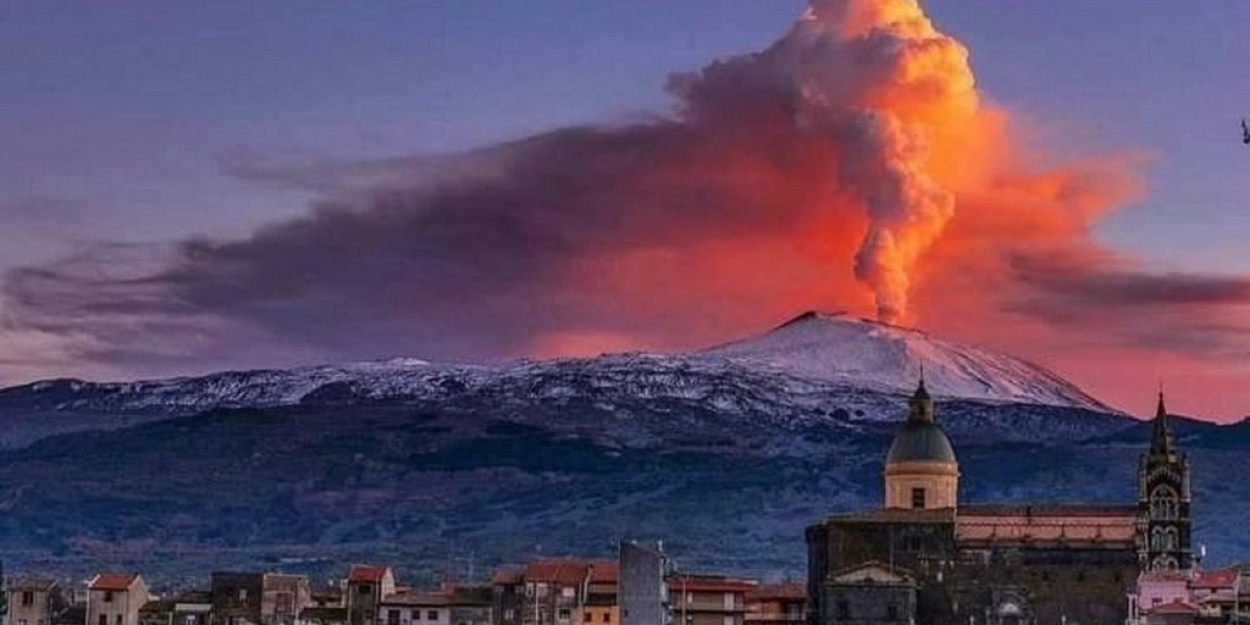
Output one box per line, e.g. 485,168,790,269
699,311,1108,411
6,311,1108,421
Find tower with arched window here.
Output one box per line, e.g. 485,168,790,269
1137,391,1192,571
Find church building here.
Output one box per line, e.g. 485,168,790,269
805,381,1192,625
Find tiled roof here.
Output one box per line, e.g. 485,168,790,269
827,507,955,524
491,568,524,586
1192,568,1239,588
1145,599,1198,615
348,565,392,583
958,504,1137,518
380,591,450,607
7,578,57,592
747,582,805,601
90,573,139,591
524,559,615,585
589,563,619,584
668,575,759,593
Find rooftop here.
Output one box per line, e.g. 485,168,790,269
90,574,140,592
347,565,392,584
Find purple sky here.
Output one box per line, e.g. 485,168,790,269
3,1,1246,269
2,1,1250,416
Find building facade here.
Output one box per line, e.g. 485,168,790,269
745,582,806,625
6,578,62,625
666,575,756,625
86,574,149,625
345,566,396,625
211,573,264,625
807,381,1183,625
619,542,668,625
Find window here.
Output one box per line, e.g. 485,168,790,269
387,611,400,625
239,589,248,601
19,619,28,625
887,604,899,621
834,601,849,621
117,615,124,625
1151,526,1180,551
562,587,576,599
427,612,437,622
1150,487,1180,520
602,614,610,623
557,609,572,623
21,591,33,606
412,610,421,621
99,615,108,625
584,614,592,623
104,592,115,603
503,610,514,621
359,585,373,596
911,487,926,509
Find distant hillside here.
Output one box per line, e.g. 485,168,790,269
0,313,1245,583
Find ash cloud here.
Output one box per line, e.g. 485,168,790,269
2,0,1249,389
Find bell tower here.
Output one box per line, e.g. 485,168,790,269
1137,391,1192,570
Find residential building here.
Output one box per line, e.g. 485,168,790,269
666,575,756,625
1128,567,1247,625
261,574,310,625
139,593,212,625
211,573,264,625
345,566,395,625
86,574,149,625
580,564,618,625
444,586,492,625
301,586,346,625
744,582,805,625
619,542,668,625
379,591,449,625
6,578,63,625
493,559,614,625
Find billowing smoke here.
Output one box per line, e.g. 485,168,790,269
4,0,1250,414
670,0,977,322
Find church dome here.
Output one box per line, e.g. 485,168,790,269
883,378,959,509
886,420,957,464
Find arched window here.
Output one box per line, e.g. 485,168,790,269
1150,527,1165,551
1152,555,1179,571
1150,487,1179,520
1164,527,1179,551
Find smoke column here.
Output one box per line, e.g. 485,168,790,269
673,0,980,323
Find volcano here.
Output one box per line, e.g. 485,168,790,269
700,311,1108,410
11,312,1250,584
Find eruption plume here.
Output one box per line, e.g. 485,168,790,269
8,0,1250,417
673,0,978,323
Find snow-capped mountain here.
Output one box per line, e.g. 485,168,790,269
6,311,1250,584
700,311,1108,410
11,311,1104,415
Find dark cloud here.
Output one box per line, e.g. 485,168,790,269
1005,253,1250,359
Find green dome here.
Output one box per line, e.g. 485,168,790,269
886,420,957,464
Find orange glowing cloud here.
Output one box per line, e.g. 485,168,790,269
5,0,1250,418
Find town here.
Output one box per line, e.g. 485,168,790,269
3,383,1248,625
